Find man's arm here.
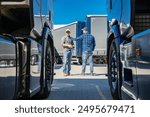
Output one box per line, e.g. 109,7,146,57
62,43,72,48
75,35,83,41
61,36,74,49
93,36,96,51
61,36,70,48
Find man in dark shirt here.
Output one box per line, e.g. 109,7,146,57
76,27,96,76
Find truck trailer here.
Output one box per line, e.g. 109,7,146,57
107,0,150,99
86,15,107,64
0,0,54,99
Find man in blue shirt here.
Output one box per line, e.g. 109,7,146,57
76,27,96,76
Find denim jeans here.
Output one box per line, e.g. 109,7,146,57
63,50,72,74
82,52,94,73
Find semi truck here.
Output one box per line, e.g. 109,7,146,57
107,0,150,99
86,15,107,64
52,21,85,64
0,0,54,99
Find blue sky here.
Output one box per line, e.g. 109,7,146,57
53,0,107,24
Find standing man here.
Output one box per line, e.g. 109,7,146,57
76,27,96,76
61,29,74,76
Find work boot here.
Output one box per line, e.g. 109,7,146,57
63,73,68,77
81,73,85,76
68,72,71,76
90,73,94,76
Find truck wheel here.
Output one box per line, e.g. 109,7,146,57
39,41,53,99
108,40,122,100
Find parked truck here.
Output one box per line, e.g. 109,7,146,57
52,21,85,64
0,0,54,99
86,15,107,64
107,0,150,99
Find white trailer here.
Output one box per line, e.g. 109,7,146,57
86,15,107,63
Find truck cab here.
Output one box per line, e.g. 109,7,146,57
107,0,150,99
0,0,54,99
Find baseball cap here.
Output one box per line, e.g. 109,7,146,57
66,29,71,33
82,27,88,31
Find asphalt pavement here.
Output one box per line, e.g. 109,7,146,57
47,64,112,100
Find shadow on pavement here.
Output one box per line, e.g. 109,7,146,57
47,78,112,100
54,64,63,69
70,73,106,76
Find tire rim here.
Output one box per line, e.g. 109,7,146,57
110,50,118,91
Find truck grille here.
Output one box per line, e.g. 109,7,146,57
134,14,150,33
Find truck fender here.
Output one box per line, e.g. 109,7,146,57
41,26,54,86
107,25,121,53
41,26,54,62
107,25,122,73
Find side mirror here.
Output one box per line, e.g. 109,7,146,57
120,23,134,39
109,19,118,28
30,28,41,39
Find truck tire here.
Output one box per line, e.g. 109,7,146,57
108,40,122,100
38,41,53,99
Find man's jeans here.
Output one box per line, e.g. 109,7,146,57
63,50,72,74
82,52,94,73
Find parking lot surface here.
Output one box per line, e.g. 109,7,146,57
47,64,112,100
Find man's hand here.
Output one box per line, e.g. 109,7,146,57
63,44,74,49
68,44,73,48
